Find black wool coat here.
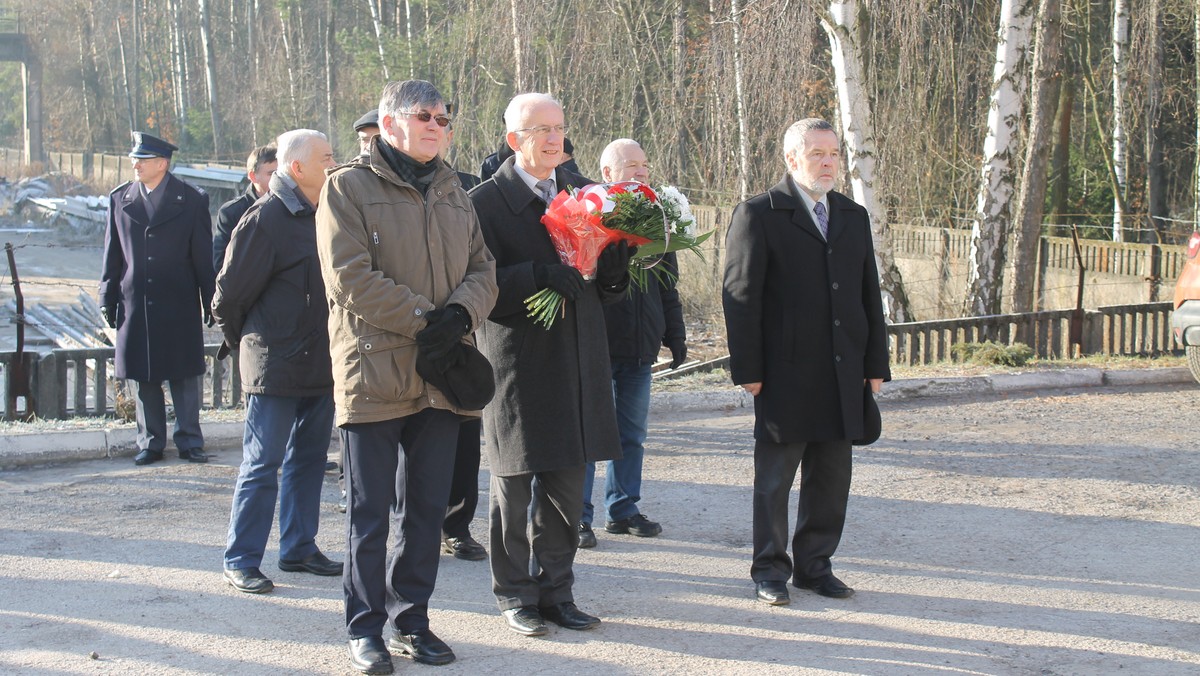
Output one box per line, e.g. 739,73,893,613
722,177,890,443
470,159,625,476
100,173,215,382
212,175,332,398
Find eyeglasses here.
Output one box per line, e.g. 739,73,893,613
400,110,452,128
514,124,569,137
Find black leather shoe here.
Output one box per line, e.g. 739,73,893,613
539,602,600,630
794,573,855,599
387,628,455,666
178,447,208,463
501,606,548,636
325,460,339,472
279,550,343,576
577,523,597,548
224,567,274,594
755,580,790,605
442,536,486,561
604,513,662,537
348,636,393,675
133,449,164,466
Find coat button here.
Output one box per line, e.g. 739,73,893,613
147,256,154,261
832,282,839,290
827,247,832,254
147,278,153,284
414,308,423,316
364,343,372,350
835,355,842,362
834,319,841,326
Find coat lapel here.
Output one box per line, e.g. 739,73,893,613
767,176,825,243
493,158,542,215
119,182,149,227
148,174,186,229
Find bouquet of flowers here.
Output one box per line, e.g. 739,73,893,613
526,181,712,328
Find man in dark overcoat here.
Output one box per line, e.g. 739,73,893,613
470,93,631,637
212,144,276,272
723,118,890,606
100,132,215,466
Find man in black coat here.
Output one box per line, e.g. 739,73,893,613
213,145,277,272
470,93,632,637
578,138,687,549
100,132,215,466
722,118,890,606
213,129,341,595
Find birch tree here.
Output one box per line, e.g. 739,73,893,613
1010,0,1062,313
368,0,390,80
730,0,749,200
965,0,1036,318
198,0,222,156
1111,0,1129,241
822,0,911,322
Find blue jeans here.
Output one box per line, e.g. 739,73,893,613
582,361,651,525
224,393,335,570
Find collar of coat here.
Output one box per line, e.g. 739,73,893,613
119,172,194,227
340,137,460,194
490,156,594,215
767,175,846,244
268,172,315,216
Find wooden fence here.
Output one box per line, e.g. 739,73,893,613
889,301,1176,365
0,344,242,421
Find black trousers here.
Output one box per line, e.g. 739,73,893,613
751,438,852,583
442,418,482,539
488,463,585,611
342,408,460,637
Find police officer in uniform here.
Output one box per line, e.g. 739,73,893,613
100,132,216,466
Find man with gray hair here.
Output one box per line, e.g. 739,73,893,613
723,118,889,607
318,80,497,674
470,93,631,638
578,138,687,549
213,129,340,597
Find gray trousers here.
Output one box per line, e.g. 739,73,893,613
129,375,204,452
751,438,852,583
488,463,585,611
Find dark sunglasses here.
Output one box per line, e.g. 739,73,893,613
401,110,452,128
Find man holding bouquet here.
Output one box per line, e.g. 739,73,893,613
470,93,632,637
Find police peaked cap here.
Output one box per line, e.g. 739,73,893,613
129,132,178,160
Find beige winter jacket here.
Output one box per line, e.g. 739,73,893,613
315,142,497,426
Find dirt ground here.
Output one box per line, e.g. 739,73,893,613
0,382,1197,675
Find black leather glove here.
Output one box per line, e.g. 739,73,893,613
204,310,215,328
416,304,471,360
216,340,233,361
534,263,585,301
101,304,117,329
596,241,635,288
667,338,688,369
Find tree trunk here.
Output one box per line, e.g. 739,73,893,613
170,0,189,146
822,0,911,322
1143,0,1165,244
965,0,1035,318
248,0,258,145
368,0,390,80
198,0,222,157
117,20,135,133
279,6,300,125
403,0,415,79
509,0,524,90
1048,76,1073,220
673,0,687,184
730,0,749,201
1010,0,1062,313
325,1,336,156
1110,0,1129,242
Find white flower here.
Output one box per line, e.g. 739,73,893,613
657,185,696,237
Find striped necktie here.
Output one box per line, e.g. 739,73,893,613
813,202,829,239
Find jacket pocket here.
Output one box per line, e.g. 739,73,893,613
356,331,418,401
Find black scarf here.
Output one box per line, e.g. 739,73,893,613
378,140,438,195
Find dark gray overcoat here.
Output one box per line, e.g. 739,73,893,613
100,173,215,382
723,177,890,444
470,159,624,476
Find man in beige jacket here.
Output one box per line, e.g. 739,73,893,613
316,79,497,675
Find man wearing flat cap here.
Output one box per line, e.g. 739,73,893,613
353,111,380,156
100,131,216,466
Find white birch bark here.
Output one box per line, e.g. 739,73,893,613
368,0,390,80
1111,0,1129,241
730,0,749,201
198,0,222,156
822,0,910,322
965,0,1035,317
509,0,524,90
403,0,415,79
